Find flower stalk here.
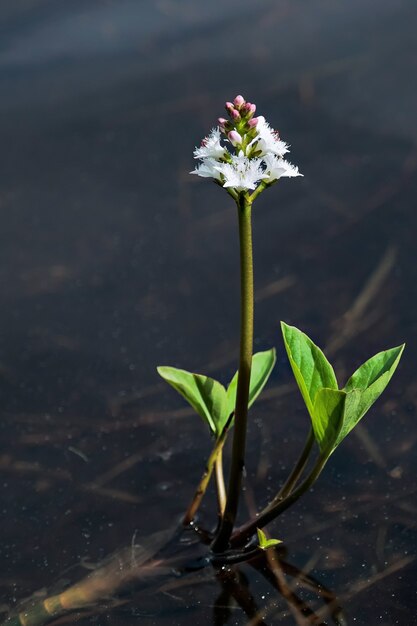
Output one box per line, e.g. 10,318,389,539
212,194,254,552
191,95,302,550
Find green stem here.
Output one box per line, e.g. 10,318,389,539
230,453,328,547
212,195,254,552
269,428,315,504
215,448,226,518
249,182,266,203
182,427,229,526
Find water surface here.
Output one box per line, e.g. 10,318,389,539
0,1,416,624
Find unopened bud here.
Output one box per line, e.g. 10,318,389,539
220,119,233,134
230,108,241,121
225,102,235,114
242,102,256,118
228,130,242,146
218,117,228,131
233,95,245,109
247,117,259,128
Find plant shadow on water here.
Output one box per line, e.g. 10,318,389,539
1,1,417,625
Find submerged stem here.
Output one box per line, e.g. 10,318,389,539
212,195,254,552
231,453,329,547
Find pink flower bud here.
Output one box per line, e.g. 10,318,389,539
230,108,241,121
242,102,256,118
228,130,242,146
247,117,259,128
225,102,235,113
233,95,245,109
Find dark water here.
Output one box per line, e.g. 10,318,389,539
0,1,417,624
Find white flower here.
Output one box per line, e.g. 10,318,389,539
216,153,267,191
194,127,227,160
249,116,289,158
262,154,303,183
190,158,223,180
190,100,302,194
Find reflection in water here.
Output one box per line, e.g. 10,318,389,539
215,553,346,626
1,526,345,626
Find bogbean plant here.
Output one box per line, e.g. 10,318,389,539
158,95,404,556
5,96,406,626
0,97,405,626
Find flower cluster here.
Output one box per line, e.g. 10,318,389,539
191,95,302,195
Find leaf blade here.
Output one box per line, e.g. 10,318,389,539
157,366,227,435
281,322,338,419
257,528,282,550
312,388,346,455
344,345,405,393
226,348,276,420
337,344,405,446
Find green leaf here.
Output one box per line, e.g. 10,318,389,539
157,366,227,435
281,322,338,418
226,348,276,420
336,344,405,446
344,345,405,393
257,528,282,550
311,388,346,455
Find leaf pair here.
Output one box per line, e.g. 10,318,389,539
157,349,276,438
256,527,282,551
281,322,404,457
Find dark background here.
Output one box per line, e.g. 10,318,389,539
0,1,416,624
